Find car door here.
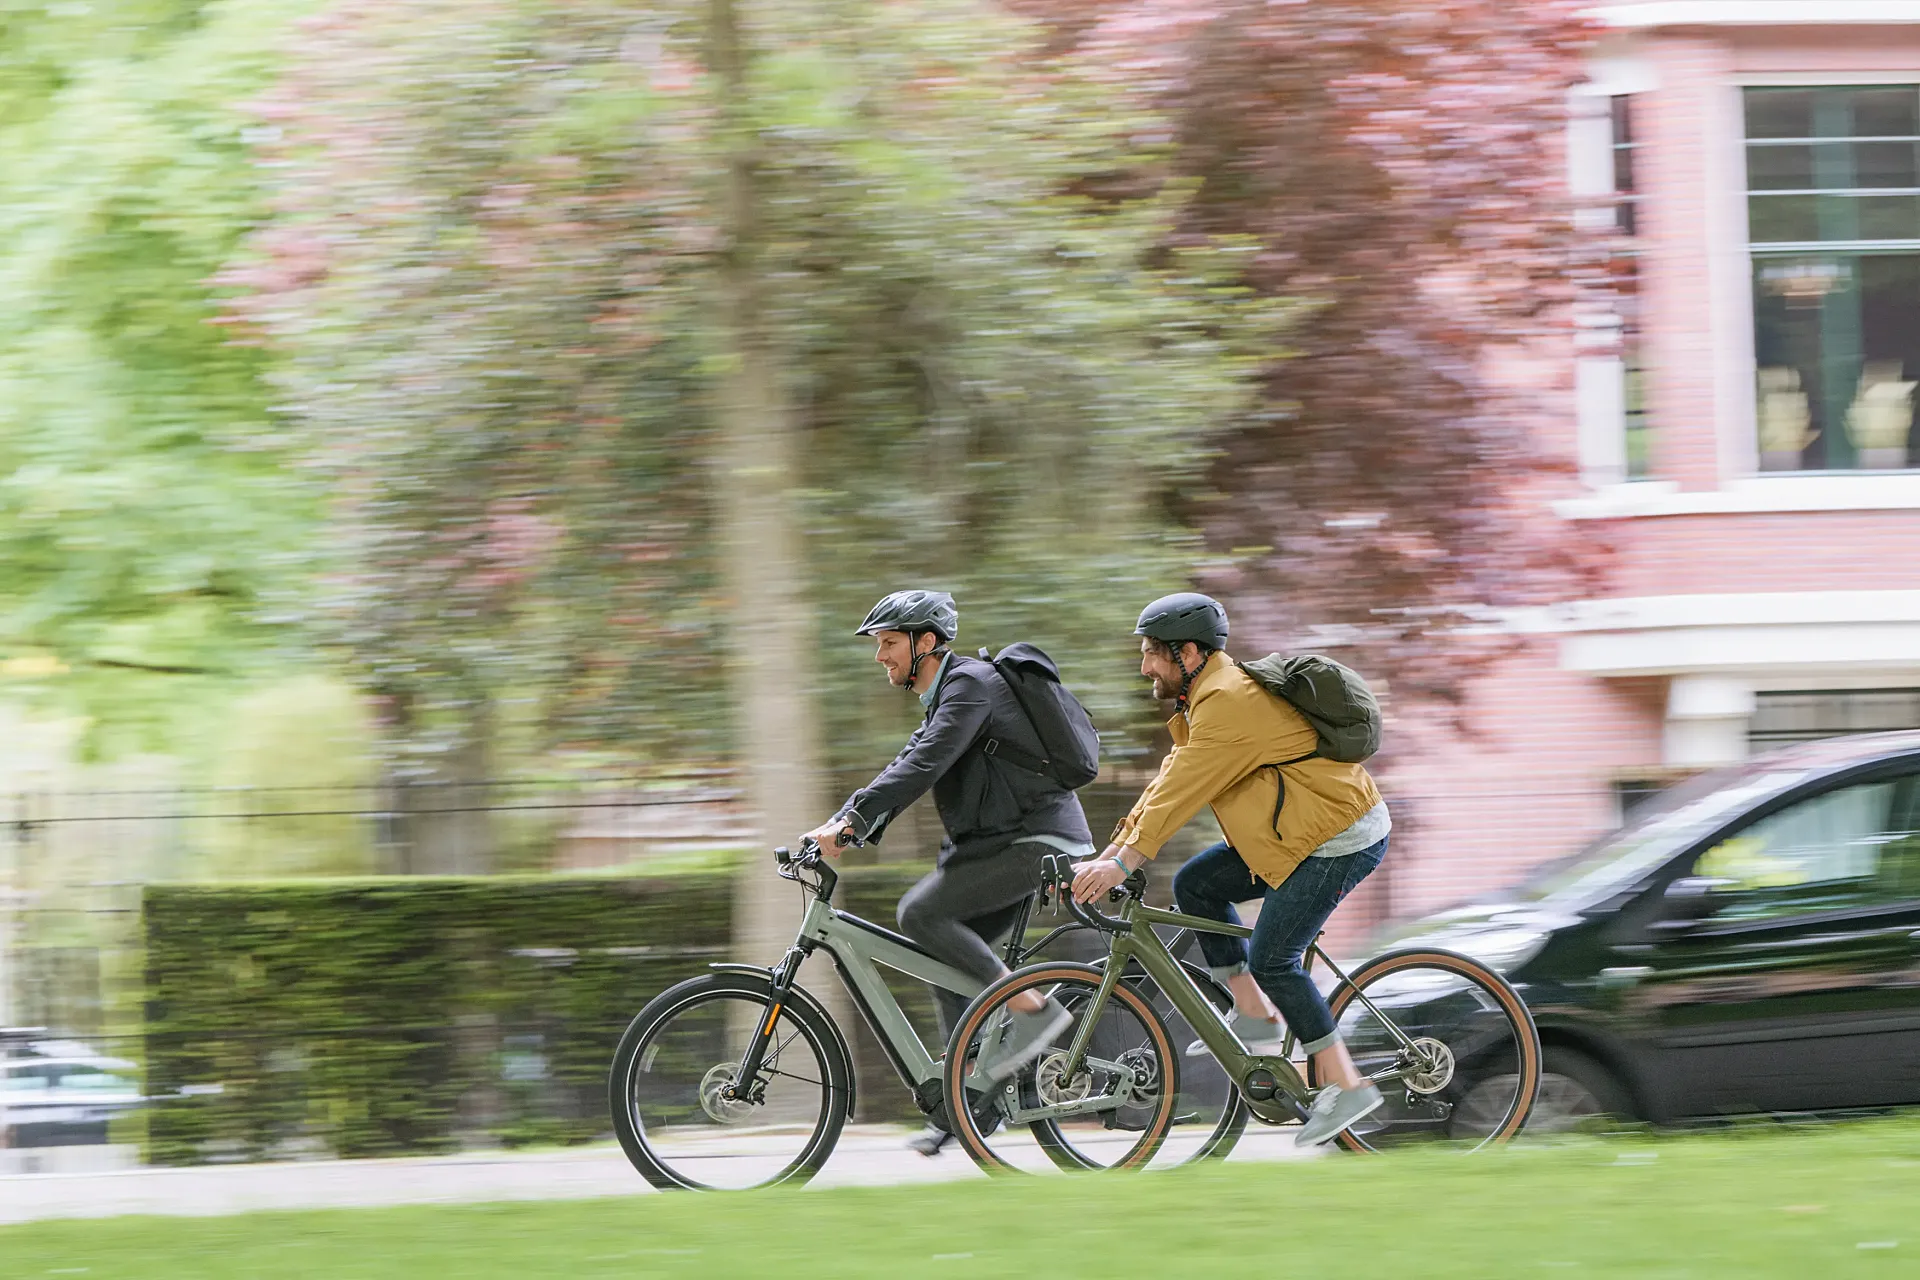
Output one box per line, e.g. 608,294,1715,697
1616,768,1920,1118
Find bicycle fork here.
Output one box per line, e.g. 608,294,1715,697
726,942,813,1102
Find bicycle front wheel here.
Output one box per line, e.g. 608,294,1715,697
1309,948,1540,1153
944,963,1182,1174
609,972,852,1190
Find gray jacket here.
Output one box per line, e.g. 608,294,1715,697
836,654,1092,864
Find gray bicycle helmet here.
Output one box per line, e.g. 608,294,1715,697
856,589,958,643
856,589,958,691
1134,592,1229,652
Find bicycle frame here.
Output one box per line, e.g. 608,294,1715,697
1046,878,1439,1127
731,844,1065,1109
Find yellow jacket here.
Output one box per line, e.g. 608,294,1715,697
1114,653,1382,887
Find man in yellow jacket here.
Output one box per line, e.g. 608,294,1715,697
1071,592,1391,1146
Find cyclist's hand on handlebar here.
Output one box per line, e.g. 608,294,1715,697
800,819,856,857
1071,851,1130,904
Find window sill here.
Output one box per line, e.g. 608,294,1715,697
1555,473,1920,520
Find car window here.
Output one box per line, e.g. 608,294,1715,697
1692,774,1920,922
56,1070,132,1092
1521,768,1816,909
2,1066,54,1092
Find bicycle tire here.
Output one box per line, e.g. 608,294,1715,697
944,962,1181,1174
1310,947,1540,1153
608,971,853,1190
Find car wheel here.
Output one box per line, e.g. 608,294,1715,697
1452,1046,1630,1137
1527,1047,1632,1133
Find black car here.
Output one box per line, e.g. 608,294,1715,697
1385,730,1920,1129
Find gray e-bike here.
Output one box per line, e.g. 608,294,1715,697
608,838,1249,1189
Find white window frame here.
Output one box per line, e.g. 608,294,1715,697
1571,55,1659,489
1734,72,1920,481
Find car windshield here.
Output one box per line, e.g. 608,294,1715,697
1513,762,1817,910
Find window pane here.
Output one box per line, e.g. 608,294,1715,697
1694,779,1912,920
1857,194,1920,240
1612,95,1634,146
1754,259,1849,470
1747,144,1814,191
1754,254,1920,472
1856,255,1920,467
1848,87,1920,138
1749,194,1821,242
1614,144,1636,195
1853,141,1919,189
1747,88,1816,139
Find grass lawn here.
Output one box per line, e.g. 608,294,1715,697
3,1119,1917,1279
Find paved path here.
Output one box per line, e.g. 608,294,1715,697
0,1126,1317,1226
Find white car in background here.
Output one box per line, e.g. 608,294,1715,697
1,1038,144,1148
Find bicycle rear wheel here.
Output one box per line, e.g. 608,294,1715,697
944,963,1184,1173
609,972,852,1190
1308,948,1540,1153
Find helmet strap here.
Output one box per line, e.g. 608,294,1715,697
904,632,948,693
1174,644,1212,713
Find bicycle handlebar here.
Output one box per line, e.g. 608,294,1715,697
1037,853,1145,935
773,829,863,901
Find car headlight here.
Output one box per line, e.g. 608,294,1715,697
1402,926,1547,975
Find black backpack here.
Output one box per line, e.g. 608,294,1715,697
975,643,1101,791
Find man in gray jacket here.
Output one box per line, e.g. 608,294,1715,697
802,589,1090,1153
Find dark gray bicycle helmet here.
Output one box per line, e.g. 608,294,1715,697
1134,592,1229,652
856,589,957,690
1134,592,1228,708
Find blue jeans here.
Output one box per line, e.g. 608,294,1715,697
1172,837,1387,1054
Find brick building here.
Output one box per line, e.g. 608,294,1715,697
1361,3,1920,936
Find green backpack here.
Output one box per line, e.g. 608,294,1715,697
1236,653,1382,765
1236,653,1381,836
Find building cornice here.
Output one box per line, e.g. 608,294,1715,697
1554,475,1920,519
1494,590,1920,678
1593,2,1920,27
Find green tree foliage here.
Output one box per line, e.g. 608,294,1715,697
223,0,1266,783
0,0,317,753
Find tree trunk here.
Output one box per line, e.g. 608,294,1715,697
708,0,832,967
378,694,495,875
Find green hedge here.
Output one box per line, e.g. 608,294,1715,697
144,873,738,1163
140,850,1201,1164
142,869,948,1164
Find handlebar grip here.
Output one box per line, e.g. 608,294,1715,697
1038,852,1133,935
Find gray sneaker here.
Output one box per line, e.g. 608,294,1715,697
979,1000,1073,1082
906,1124,953,1157
1295,1081,1385,1147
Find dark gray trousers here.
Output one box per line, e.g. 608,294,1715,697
896,841,1052,1037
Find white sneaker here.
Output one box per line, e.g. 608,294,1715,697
1186,1009,1287,1058
1295,1082,1385,1147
